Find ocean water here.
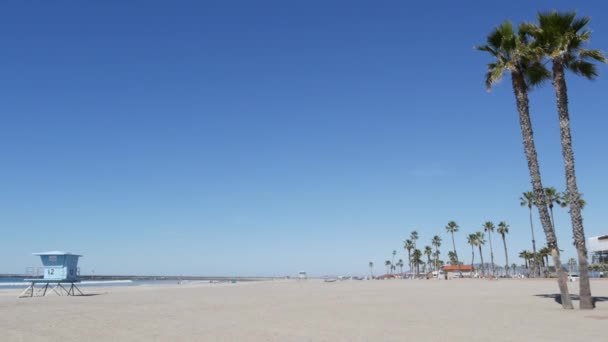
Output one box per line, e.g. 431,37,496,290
0,278,215,289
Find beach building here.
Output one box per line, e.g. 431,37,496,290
35,251,82,281
441,265,473,279
589,235,608,264
19,251,83,297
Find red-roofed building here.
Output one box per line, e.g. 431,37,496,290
442,265,474,279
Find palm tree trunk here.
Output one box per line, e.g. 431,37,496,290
552,62,593,310
511,70,572,309
527,206,538,278
434,246,439,278
549,206,556,230
451,232,461,277
502,234,509,277
471,246,475,278
407,251,411,279
488,231,495,277
478,246,484,277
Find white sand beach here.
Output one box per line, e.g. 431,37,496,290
0,279,606,341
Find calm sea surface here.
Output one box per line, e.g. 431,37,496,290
0,277,218,288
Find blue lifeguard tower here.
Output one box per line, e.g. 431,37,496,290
19,251,84,298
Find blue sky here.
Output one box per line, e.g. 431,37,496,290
1,1,607,276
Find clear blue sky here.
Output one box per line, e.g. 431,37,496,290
1,1,607,276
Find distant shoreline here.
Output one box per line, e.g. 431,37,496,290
0,274,273,282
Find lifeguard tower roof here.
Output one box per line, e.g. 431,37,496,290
33,251,82,256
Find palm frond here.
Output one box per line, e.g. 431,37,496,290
571,16,591,33
523,61,551,88
580,49,607,63
568,60,598,79
485,62,505,90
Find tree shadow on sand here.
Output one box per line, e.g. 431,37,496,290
534,294,608,308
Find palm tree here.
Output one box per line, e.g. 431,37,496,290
397,259,404,275
431,235,442,273
478,21,572,309
392,250,397,266
530,11,605,310
497,221,510,276
412,249,422,277
561,191,586,209
445,221,461,275
520,191,539,277
544,187,562,228
519,250,532,272
424,246,432,274
410,230,419,265
467,233,477,278
369,261,374,278
432,250,441,276
476,232,486,277
404,239,414,278
483,221,496,276
447,251,458,265
539,246,551,275
385,260,391,275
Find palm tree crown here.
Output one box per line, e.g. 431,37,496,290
531,11,606,78
476,21,550,91
497,221,509,236
520,191,536,209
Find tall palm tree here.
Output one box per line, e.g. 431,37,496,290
520,250,532,271
544,187,562,228
410,230,419,254
424,246,433,274
467,233,478,278
432,250,441,277
412,249,422,277
369,261,374,278
561,191,586,209
431,235,442,273
397,259,404,275
392,250,397,266
476,232,486,277
447,251,458,265
483,221,496,276
385,260,391,275
497,221,510,276
520,191,539,277
404,239,414,278
539,246,551,275
445,221,461,275
478,21,572,309
531,11,606,310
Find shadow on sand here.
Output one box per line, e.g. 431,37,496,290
534,294,608,308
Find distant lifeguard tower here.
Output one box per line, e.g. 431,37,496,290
19,251,84,298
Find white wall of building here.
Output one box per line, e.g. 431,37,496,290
588,235,608,253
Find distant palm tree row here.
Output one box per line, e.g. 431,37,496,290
477,10,604,310
373,184,586,280
519,187,586,277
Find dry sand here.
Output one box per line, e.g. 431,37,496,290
0,278,606,341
